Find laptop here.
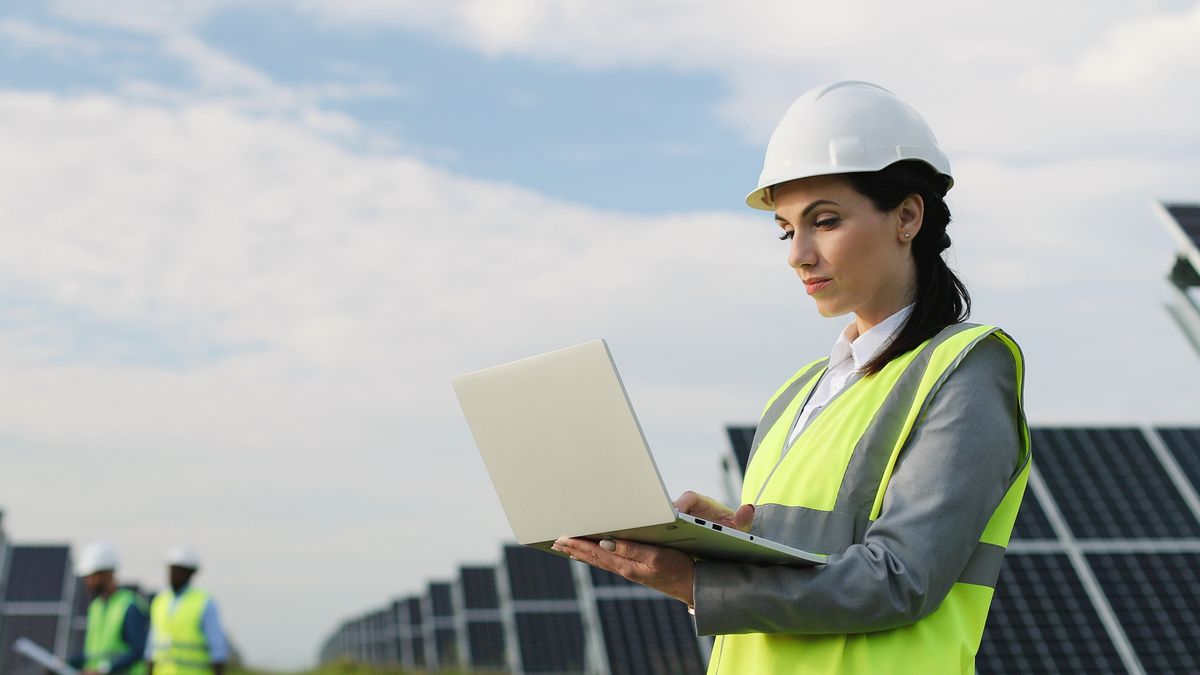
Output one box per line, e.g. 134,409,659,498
451,339,826,567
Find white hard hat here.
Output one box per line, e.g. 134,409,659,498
166,545,201,570
747,80,953,210
76,542,119,576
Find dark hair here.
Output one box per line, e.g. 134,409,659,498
841,160,970,376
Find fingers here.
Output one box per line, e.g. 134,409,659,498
729,503,755,532
673,490,702,513
552,537,651,574
673,491,736,521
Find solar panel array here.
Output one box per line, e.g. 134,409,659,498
321,423,1200,673
321,544,706,673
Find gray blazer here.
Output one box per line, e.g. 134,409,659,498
694,334,1023,635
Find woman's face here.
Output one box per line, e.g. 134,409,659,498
772,174,920,327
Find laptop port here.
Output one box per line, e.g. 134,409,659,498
695,519,706,526
712,524,723,532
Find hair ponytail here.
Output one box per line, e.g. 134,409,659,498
842,160,971,376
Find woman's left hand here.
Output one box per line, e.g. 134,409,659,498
552,536,695,606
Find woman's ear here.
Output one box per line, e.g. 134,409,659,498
897,193,925,241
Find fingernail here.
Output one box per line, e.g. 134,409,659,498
600,539,616,552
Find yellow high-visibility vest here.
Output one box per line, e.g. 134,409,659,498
149,588,212,675
84,588,147,675
709,324,1030,675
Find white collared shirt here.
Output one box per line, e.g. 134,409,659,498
786,304,914,446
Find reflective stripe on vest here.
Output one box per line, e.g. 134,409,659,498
150,588,213,675
85,589,148,675
710,324,1030,675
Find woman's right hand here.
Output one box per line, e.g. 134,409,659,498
673,491,755,532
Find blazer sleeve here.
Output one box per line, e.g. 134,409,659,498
693,334,1023,635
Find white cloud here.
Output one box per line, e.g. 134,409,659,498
43,2,1200,159
0,18,101,53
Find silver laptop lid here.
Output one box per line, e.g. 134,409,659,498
452,340,676,544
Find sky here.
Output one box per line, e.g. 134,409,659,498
2,0,1200,669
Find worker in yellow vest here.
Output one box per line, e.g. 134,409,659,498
146,546,229,675
553,81,1029,674
69,542,149,675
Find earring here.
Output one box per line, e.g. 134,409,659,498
903,232,911,239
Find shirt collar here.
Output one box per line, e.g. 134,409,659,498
828,304,914,370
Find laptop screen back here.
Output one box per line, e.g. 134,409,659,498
452,340,677,544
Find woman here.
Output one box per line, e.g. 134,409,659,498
552,81,1029,674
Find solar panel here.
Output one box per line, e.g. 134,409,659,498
976,554,1125,674
589,565,638,587
0,614,61,673
465,620,507,668
460,566,500,609
1010,488,1058,540
434,626,458,667
1164,204,1200,254
725,425,755,475
595,597,705,675
394,596,424,669
66,576,89,656
3,546,70,602
503,545,577,600
1031,428,1200,538
1155,426,1200,496
1088,552,1200,673
514,611,585,673
429,582,454,617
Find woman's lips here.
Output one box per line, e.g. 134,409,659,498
804,278,832,295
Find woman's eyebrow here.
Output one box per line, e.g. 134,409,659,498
801,199,839,218
776,199,841,225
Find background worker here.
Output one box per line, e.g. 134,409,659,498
553,81,1028,674
146,546,229,675
70,542,149,675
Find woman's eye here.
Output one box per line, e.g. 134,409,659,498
778,230,794,240
815,216,840,229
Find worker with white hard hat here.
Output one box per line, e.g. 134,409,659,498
553,81,1029,674
145,546,230,675
69,542,150,675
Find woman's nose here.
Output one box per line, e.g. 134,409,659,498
788,232,816,270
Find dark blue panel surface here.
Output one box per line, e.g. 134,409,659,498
1089,553,1200,674
1031,428,1200,538
596,597,704,674
977,554,1126,674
